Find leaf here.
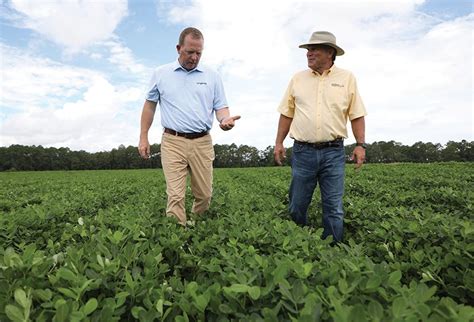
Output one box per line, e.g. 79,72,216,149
70,311,85,321
338,279,348,294
116,291,129,307
368,301,383,320
5,304,24,322
261,307,278,320
156,299,164,316
295,262,313,279
56,301,71,322
131,306,145,319
194,294,209,312
248,286,261,300
417,303,431,317
113,230,124,243
115,291,130,299
57,268,76,282
14,288,29,309
33,289,53,302
175,315,189,322
82,298,98,316
292,280,306,303
185,281,198,296
278,282,294,303
330,303,352,322
79,279,93,294
300,293,322,321
219,304,233,314
58,287,78,300
303,263,313,277
417,284,437,303
97,254,104,268
125,271,135,290
366,275,382,290
388,270,402,286
227,284,249,293
392,297,406,318
272,263,290,283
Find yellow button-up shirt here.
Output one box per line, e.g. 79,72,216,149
278,65,367,143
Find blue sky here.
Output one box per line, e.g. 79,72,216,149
1,0,472,152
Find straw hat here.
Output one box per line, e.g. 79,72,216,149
299,31,344,56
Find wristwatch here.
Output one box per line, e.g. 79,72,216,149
356,143,367,149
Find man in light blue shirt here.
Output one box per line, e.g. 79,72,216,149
138,27,239,225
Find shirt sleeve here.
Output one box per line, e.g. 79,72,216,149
277,77,295,118
347,73,367,120
145,71,160,102
213,73,228,110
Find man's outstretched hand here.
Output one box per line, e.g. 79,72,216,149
220,115,241,131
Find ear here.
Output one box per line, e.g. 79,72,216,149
176,45,181,53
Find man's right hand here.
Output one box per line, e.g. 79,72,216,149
138,138,151,159
274,143,286,166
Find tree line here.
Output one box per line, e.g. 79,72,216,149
0,140,472,171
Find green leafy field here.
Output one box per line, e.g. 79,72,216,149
0,163,473,321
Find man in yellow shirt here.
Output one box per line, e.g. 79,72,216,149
274,31,367,243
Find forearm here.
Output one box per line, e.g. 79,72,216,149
215,107,230,123
140,100,157,139
275,114,292,144
351,116,365,143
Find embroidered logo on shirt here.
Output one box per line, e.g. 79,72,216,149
196,82,207,85
331,83,344,87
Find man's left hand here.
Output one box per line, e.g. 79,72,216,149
351,146,366,170
220,115,241,131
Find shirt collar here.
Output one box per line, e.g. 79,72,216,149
311,64,336,76
173,59,204,73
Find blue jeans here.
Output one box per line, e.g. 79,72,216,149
289,141,345,242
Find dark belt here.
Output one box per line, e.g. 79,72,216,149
294,138,343,149
164,128,209,139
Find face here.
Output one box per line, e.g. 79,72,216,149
177,35,203,70
306,44,334,71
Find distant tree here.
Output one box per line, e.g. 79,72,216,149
407,142,442,163
0,140,472,171
441,140,473,162
259,146,275,166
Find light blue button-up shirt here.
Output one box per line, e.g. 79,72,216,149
145,60,228,133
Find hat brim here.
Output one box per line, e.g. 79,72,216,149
299,42,344,56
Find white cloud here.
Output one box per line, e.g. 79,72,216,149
0,44,148,151
102,37,148,76
158,0,473,147
7,0,128,53
0,44,98,110
1,76,149,151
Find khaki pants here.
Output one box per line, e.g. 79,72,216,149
161,132,215,224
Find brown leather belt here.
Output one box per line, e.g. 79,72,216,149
294,138,343,149
164,128,209,139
